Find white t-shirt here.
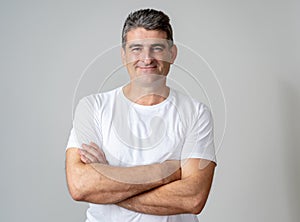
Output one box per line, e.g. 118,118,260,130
66,86,216,222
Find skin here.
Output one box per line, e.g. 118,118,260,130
78,143,216,215
65,27,216,215
121,28,177,106
66,146,181,204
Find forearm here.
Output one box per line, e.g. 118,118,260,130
66,148,181,204
117,160,216,215
84,162,180,204
117,176,201,215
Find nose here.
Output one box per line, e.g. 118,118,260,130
140,48,154,64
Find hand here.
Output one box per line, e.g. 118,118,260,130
78,142,108,164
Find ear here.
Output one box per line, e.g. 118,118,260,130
121,47,126,66
169,44,177,64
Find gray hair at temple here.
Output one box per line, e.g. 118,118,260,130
121,9,174,48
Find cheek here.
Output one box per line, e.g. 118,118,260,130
160,61,171,69
123,53,137,65
163,63,172,74
160,53,172,63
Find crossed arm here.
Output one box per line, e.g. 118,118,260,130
116,158,215,215
65,146,181,204
65,143,216,215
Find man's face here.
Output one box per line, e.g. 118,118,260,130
121,28,177,81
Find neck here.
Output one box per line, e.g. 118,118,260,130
123,77,170,106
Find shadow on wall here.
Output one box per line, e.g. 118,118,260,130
280,80,300,222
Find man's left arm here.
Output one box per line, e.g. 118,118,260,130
116,158,216,215
80,143,216,215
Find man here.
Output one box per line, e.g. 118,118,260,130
66,8,216,222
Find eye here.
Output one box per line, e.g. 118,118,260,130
131,47,142,52
152,46,164,52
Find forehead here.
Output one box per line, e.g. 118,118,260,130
126,28,168,45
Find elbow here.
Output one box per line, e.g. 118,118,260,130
190,195,207,215
66,168,89,201
68,182,86,201
69,188,85,202
67,178,113,204
191,203,205,215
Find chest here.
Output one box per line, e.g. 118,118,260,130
100,106,188,166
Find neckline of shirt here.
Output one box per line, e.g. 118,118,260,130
118,85,173,110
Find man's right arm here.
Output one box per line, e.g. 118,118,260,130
65,148,181,204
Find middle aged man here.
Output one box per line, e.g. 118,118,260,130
66,8,216,222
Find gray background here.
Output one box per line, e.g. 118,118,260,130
0,0,299,221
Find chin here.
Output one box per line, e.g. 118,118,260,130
133,73,166,87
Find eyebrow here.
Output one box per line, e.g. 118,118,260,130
128,43,167,49
128,44,143,49
150,43,166,49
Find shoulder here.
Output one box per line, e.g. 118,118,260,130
79,87,121,109
170,88,211,118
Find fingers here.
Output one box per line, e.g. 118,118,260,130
87,143,108,164
90,142,108,164
79,148,99,163
89,141,99,149
82,143,101,161
78,142,108,164
89,142,108,164
78,150,92,164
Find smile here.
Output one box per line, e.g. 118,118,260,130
137,66,157,69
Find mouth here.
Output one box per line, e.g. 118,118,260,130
137,66,157,71
138,66,157,69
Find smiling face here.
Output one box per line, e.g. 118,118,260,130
121,28,177,81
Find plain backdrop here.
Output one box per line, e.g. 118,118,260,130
0,0,299,221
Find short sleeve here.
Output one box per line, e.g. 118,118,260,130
181,104,217,164
66,96,102,150
66,127,80,148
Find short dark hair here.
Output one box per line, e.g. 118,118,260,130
122,9,173,47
